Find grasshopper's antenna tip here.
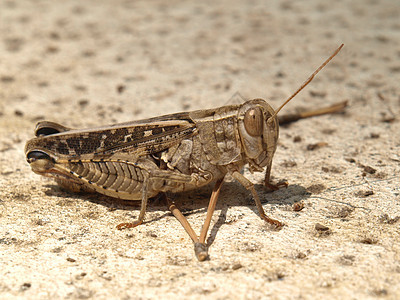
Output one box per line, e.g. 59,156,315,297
268,44,344,122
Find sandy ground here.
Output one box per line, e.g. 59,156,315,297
1,0,399,299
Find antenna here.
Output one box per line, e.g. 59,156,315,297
268,44,344,122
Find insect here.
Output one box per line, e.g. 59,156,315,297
25,44,344,261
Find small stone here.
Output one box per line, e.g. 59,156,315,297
363,165,377,174
315,223,329,231
293,135,302,142
307,142,328,151
293,202,304,211
20,283,31,291
232,263,243,270
116,85,125,94
14,110,24,116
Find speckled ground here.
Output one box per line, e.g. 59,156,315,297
1,0,399,299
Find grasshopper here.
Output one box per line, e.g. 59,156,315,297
25,44,344,261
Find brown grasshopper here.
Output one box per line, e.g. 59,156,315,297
25,44,344,261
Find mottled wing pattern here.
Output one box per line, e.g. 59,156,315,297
26,112,198,158
97,120,197,155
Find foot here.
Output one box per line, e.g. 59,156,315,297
194,243,208,261
265,180,288,191
116,220,143,230
261,215,284,229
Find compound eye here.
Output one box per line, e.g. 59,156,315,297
244,107,263,136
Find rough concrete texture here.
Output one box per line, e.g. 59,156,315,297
1,0,399,299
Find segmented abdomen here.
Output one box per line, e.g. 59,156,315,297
68,160,145,199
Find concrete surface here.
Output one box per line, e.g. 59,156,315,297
0,0,399,299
